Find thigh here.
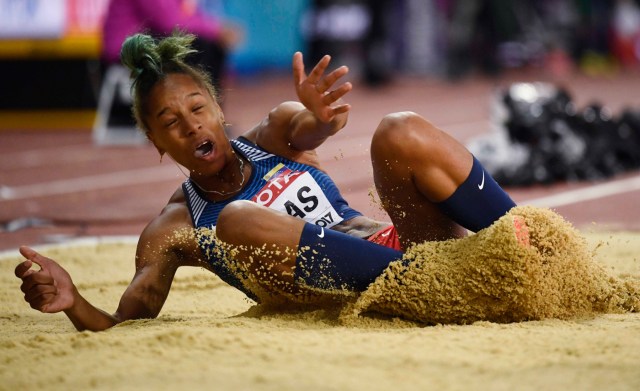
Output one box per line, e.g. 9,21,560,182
370,112,470,246
216,201,304,279
375,170,466,247
216,201,355,303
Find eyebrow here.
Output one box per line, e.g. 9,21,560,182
155,92,203,118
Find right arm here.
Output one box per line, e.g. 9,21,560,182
243,52,352,163
15,201,200,332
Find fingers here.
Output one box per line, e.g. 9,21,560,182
20,268,54,292
316,65,349,94
292,51,305,86
15,246,71,313
16,245,53,300
331,103,351,116
293,52,351,93
306,55,331,84
322,82,352,106
18,261,58,312
315,103,352,124
23,284,57,311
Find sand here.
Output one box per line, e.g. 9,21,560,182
346,207,639,325
1,207,639,391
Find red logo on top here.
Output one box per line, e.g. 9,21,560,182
252,166,303,207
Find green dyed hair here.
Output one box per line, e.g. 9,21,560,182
120,31,218,131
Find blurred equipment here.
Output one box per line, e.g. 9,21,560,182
301,0,394,86
0,0,108,130
468,82,640,186
92,65,147,145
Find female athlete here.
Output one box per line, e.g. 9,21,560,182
15,32,516,331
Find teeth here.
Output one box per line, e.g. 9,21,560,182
194,141,212,158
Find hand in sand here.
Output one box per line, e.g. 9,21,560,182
292,52,352,124
15,246,76,313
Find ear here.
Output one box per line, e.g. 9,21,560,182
212,101,225,124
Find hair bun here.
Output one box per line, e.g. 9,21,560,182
157,31,198,63
120,33,162,78
120,31,198,79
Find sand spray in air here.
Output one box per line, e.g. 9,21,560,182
340,206,639,325
177,206,638,325
195,226,356,308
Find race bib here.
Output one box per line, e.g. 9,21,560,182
251,164,343,228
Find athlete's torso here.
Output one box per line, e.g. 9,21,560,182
184,137,362,228
182,137,363,298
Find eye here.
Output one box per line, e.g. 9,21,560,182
165,119,178,128
193,105,204,113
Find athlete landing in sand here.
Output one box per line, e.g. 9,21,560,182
15,32,517,331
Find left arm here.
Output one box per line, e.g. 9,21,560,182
246,52,353,155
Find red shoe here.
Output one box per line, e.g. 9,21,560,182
513,215,530,247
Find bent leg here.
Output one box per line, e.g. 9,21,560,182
295,223,402,291
370,112,515,247
216,200,305,295
216,201,402,294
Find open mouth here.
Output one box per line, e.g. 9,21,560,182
194,140,213,158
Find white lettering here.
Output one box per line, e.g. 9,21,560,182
254,189,273,206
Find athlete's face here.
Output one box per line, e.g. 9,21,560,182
145,73,232,175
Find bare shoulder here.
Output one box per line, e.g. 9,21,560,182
136,187,204,269
242,101,321,167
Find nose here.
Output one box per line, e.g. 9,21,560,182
182,115,201,136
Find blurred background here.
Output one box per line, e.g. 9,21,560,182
2,0,640,113
1,0,640,250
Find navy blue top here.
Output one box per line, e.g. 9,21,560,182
182,137,362,299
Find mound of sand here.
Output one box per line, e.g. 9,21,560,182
346,206,639,325
1,208,640,390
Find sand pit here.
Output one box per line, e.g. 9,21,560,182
346,207,639,325
1,207,639,390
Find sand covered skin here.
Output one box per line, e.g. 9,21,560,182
1,208,640,390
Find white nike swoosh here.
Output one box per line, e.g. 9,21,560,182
317,227,325,238
478,171,485,190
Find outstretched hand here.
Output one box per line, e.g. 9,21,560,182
15,246,76,313
292,52,352,123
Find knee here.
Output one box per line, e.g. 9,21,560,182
371,111,439,156
216,200,262,244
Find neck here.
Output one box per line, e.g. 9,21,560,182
189,153,248,198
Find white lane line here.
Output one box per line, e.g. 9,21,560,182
522,174,640,208
0,144,97,170
0,165,182,201
0,235,140,260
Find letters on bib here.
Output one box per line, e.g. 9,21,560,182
252,163,344,228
